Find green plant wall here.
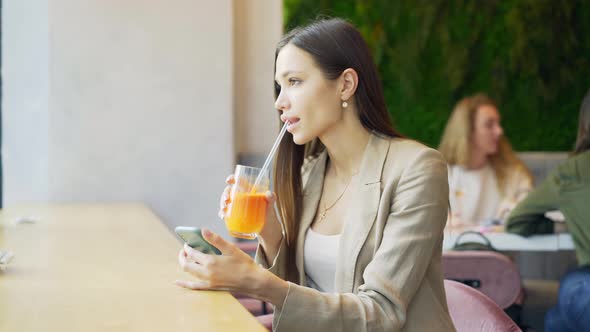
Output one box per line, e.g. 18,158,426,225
283,0,590,151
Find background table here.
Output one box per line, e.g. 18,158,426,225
0,204,266,332
443,230,574,251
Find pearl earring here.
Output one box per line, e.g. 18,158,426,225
342,101,348,108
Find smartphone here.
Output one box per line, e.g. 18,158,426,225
174,226,221,255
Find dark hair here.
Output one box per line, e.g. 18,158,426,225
574,88,590,154
272,18,400,279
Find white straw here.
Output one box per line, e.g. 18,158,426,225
252,121,290,192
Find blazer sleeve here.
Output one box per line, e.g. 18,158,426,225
255,238,289,280
270,148,450,332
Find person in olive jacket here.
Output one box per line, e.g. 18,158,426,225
506,88,590,332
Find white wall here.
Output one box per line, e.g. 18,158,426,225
3,0,234,235
234,0,283,161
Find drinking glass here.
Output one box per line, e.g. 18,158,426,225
224,165,270,239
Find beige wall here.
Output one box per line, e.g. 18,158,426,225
234,0,283,161
4,0,234,235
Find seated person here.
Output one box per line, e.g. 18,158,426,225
439,93,532,229
176,18,456,332
506,89,590,332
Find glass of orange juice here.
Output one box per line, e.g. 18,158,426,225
224,165,270,239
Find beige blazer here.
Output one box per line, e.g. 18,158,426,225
256,133,456,332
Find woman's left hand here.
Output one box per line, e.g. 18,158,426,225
175,228,260,294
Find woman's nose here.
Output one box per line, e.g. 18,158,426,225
274,90,289,111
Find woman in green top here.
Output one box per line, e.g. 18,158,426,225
506,88,590,332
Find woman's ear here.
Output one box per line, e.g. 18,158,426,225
340,68,358,101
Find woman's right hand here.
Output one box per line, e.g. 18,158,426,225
218,175,283,247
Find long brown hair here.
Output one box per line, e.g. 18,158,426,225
574,88,590,154
272,18,400,279
438,93,531,194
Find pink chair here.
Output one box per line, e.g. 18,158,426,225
237,297,273,316
236,241,258,256
445,279,522,332
442,250,523,309
256,313,273,331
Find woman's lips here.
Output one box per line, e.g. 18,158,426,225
280,114,300,123
286,119,300,133
280,114,300,133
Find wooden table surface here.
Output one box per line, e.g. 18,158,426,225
0,204,266,332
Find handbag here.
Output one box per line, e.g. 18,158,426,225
452,231,497,252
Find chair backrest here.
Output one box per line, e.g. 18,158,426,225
445,280,522,332
442,250,522,309
517,151,568,186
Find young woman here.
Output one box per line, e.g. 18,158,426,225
176,18,455,332
506,89,590,332
439,94,533,229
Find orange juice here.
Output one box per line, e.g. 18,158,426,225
224,192,268,239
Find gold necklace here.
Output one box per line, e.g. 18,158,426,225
318,171,358,223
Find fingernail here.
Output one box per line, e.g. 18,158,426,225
202,228,212,237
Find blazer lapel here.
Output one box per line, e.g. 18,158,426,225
335,133,390,292
295,151,328,283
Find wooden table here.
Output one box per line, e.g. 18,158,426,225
0,204,266,332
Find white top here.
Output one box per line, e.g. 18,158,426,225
448,164,532,227
303,228,341,293
448,164,501,226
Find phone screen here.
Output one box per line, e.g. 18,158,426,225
174,226,221,255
